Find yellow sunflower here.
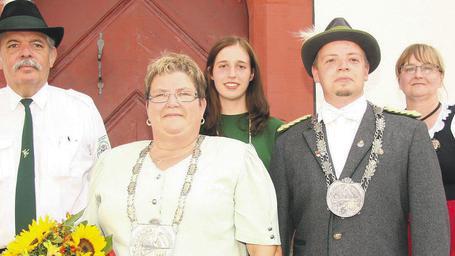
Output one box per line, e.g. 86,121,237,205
71,224,106,256
29,216,56,240
43,241,62,256
6,229,40,254
1,250,17,256
5,217,56,254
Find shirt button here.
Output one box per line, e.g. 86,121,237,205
268,227,273,231
156,174,161,180
270,235,275,239
333,233,342,240
152,199,157,205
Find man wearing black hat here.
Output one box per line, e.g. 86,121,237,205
0,0,109,251
270,17,449,255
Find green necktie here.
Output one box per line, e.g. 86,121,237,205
15,98,36,234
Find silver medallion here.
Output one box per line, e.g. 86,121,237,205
130,223,176,256
326,178,365,218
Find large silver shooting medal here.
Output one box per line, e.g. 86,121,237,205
326,178,365,217
130,223,176,256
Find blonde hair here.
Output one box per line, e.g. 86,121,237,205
395,43,445,77
144,52,206,99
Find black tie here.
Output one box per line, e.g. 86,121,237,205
15,98,36,234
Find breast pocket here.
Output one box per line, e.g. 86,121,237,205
45,133,83,177
0,138,16,178
40,132,88,217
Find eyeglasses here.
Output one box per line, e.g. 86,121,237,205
148,90,199,103
400,64,440,75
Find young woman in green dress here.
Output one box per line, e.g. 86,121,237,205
202,36,283,169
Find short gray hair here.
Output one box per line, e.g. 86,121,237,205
46,36,55,48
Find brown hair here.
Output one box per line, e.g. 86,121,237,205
144,52,206,99
203,36,270,136
395,43,445,77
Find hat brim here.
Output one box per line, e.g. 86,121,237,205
301,28,381,77
0,26,64,47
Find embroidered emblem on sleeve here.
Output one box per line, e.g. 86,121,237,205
96,135,110,157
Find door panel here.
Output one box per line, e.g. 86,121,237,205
0,0,248,147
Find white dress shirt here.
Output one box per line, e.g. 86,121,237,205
0,84,110,247
84,136,280,255
318,96,367,178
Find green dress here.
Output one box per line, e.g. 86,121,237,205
216,113,283,170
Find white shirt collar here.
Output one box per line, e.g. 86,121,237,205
428,103,453,138
6,83,50,110
318,96,367,124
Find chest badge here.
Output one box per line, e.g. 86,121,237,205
431,138,441,151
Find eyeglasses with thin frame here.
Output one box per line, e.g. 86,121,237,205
148,90,199,103
400,63,441,75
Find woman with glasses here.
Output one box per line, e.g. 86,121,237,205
83,53,280,255
202,36,283,170
396,43,454,255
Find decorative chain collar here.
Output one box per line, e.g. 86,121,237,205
312,105,385,191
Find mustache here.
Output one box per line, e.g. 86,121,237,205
13,58,42,71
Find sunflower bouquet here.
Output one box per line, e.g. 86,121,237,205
1,211,113,256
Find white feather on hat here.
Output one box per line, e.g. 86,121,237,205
296,25,318,44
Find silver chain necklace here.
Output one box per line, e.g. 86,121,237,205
127,135,205,226
248,117,252,144
312,105,385,217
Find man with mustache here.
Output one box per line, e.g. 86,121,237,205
270,17,449,255
0,0,109,251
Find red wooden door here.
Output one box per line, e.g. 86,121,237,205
0,0,248,147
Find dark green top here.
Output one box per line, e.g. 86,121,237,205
217,113,283,170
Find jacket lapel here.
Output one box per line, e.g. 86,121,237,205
302,117,335,173
339,104,376,179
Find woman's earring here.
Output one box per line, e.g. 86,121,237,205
146,119,152,126
201,118,205,125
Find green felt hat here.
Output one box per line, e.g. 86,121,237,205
0,0,64,47
301,17,380,77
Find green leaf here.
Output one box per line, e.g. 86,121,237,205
63,209,84,226
51,235,63,244
103,235,113,252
